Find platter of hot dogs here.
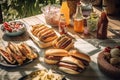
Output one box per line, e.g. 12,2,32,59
26,23,91,75
28,24,74,50
28,24,58,48
44,49,91,74
0,42,38,67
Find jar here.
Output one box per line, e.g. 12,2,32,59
87,13,99,32
73,2,84,33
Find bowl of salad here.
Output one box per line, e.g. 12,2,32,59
1,21,26,36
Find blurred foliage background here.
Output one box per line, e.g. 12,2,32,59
1,0,61,21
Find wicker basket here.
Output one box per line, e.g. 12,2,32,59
67,0,80,18
97,51,120,78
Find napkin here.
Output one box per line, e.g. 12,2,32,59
74,39,99,55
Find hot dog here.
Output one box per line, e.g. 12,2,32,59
0,48,15,64
18,43,38,60
7,42,25,65
8,42,26,61
58,56,85,74
44,49,69,64
31,24,58,48
52,35,74,50
39,29,58,43
69,50,91,66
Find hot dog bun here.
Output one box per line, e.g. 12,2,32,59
44,49,69,64
0,42,38,65
8,42,26,65
52,35,74,50
69,50,91,66
30,24,58,48
18,43,38,60
0,48,15,64
58,56,85,74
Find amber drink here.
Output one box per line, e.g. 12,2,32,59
74,19,84,32
73,2,84,33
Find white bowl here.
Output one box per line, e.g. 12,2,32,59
1,21,26,37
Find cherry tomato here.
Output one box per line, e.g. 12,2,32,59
5,27,12,32
14,24,20,29
3,22,12,32
3,22,9,27
104,47,111,52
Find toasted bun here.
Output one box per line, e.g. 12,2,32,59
59,67,79,74
8,42,26,61
44,49,69,64
0,48,15,64
60,56,84,69
64,41,74,50
58,56,85,74
69,50,91,63
45,49,69,57
19,43,38,60
32,25,47,36
52,35,74,50
29,24,58,48
29,34,53,48
44,58,59,64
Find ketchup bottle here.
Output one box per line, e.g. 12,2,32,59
97,11,108,39
58,13,67,35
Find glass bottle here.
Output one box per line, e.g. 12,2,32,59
73,2,84,33
97,11,108,39
60,0,70,25
58,13,67,35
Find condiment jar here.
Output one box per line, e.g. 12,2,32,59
73,2,84,33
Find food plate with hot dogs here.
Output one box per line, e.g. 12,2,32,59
0,42,38,68
28,24,59,48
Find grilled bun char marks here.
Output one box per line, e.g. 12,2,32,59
8,42,26,65
18,43,37,60
52,35,74,50
0,42,38,65
31,24,58,43
0,48,15,64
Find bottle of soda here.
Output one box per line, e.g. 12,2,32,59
59,13,67,35
60,0,70,25
73,2,84,33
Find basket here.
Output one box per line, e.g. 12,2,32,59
97,51,120,78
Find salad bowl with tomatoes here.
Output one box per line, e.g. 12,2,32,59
1,21,26,36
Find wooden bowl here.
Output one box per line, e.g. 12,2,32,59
97,51,120,78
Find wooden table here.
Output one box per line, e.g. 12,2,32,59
0,13,120,80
